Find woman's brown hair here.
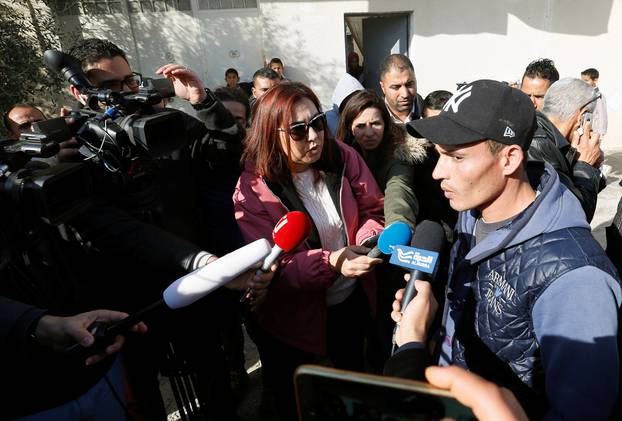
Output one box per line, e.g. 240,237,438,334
335,89,404,160
243,82,339,182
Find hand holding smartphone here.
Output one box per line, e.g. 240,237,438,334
577,112,592,137
295,365,475,420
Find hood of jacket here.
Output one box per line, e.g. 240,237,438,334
393,136,430,165
459,161,590,265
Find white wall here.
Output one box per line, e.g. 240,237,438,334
260,0,621,142
58,3,263,89
59,0,622,142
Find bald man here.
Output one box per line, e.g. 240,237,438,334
3,104,45,139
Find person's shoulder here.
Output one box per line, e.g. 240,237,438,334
333,138,357,159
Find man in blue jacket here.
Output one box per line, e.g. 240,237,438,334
386,79,621,420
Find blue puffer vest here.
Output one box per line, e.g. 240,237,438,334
450,226,618,395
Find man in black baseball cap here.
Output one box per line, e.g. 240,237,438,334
386,79,622,420
407,79,535,150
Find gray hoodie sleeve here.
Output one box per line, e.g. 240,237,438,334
532,266,621,420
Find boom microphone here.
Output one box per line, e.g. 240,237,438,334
389,220,445,353
240,211,312,302
366,222,412,258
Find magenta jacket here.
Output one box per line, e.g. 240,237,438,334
233,140,384,354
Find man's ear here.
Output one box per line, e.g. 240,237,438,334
251,86,257,97
379,80,386,95
501,144,525,175
572,109,586,132
69,85,87,106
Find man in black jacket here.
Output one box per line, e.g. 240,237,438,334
58,38,265,420
527,77,604,221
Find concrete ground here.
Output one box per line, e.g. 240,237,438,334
162,141,622,421
162,330,265,421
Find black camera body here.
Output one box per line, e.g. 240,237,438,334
44,50,186,178
1,118,93,225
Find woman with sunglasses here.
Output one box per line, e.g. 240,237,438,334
234,82,384,419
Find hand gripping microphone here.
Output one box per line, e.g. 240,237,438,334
66,239,271,354
240,211,313,303
164,238,272,308
366,221,412,258
389,220,445,353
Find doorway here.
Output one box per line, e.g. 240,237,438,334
344,13,410,95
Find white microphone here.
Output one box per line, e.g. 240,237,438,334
65,239,272,354
163,238,271,309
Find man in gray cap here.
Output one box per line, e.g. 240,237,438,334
385,79,621,420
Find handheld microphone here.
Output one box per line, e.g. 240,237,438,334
66,239,271,354
166,238,273,308
389,220,445,353
366,221,412,258
240,211,312,303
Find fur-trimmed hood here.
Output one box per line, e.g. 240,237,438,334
393,135,430,165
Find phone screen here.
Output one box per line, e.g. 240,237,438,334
578,112,593,136
295,365,475,421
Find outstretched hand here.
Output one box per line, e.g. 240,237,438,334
35,310,147,366
155,64,206,104
329,245,382,278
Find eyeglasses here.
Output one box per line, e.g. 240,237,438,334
579,92,602,111
98,72,142,91
279,113,325,141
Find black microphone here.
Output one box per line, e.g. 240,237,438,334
389,220,445,353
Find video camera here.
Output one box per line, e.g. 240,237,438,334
0,117,92,225
43,50,186,178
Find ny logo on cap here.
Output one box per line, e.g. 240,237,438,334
443,85,472,113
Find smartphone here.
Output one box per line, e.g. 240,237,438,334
295,365,475,421
578,112,593,136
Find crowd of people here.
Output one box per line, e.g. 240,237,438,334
1,37,620,421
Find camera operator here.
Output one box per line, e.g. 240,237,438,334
55,38,263,419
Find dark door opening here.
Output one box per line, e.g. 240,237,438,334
344,13,410,95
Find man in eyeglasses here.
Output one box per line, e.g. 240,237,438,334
67,38,207,105
60,38,264,419
3,103,45,140
526,77,604,222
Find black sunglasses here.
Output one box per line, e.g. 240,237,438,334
279,113,325,141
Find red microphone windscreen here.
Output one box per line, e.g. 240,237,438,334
273,211,312,252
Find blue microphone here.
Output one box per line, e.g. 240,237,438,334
366,222,413,258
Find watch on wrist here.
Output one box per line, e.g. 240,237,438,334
192,88,217,110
